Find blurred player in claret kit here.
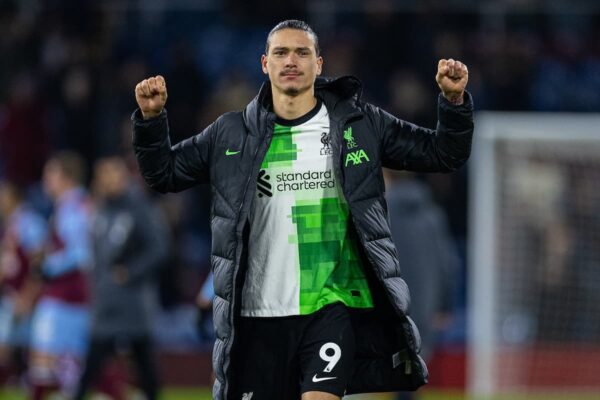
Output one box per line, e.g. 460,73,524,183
132,19,473,400
28,152,92,400
0,181,47,386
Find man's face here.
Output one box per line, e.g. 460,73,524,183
93,159,128,199
262,29,323,97
42,160,64,200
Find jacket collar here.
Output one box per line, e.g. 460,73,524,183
315,76,363,122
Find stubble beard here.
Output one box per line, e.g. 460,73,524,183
283,87,300,96
282,82,311,97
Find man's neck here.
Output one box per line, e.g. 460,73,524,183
271,86,318,121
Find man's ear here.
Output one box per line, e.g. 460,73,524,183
261,54,268,75
316,56,323,76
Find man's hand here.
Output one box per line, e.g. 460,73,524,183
436,59,468,105
135,75,168,119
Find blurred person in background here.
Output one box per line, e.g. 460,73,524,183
0,181,47,385
132,18,473,400
383,171,459,400
195,272,215,342
73,155,168,400
29,152,92,400
195,272,216,386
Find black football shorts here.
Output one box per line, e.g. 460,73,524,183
231,302,355,399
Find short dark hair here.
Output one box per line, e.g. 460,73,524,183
265,19,320,56
49,151,87,185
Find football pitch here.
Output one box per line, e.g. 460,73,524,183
1,388,599,400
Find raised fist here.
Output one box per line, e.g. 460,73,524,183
436,59,468,105
135,75,168,119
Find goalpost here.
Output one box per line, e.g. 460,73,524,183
468,112,600,397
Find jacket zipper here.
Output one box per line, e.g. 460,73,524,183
224,114,275,400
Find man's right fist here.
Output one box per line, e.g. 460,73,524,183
135,75,168,119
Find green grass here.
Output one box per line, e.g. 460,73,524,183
1,388,598,400
421,392,600,400
158,388,213,399
349,392,600,400
0,387,214,400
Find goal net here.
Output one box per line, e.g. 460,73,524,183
468,112,600,397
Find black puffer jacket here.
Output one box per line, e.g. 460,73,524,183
132,76,474,399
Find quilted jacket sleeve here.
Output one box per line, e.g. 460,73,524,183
370,92,474,172
132,108,216,193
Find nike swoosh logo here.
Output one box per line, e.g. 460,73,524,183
312,374,337,383
225,149,241,156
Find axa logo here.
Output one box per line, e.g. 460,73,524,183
256,170,272,198
345,149,370,167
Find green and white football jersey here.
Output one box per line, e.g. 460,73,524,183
242,101,374,317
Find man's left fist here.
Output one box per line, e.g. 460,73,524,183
436,59,468,105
